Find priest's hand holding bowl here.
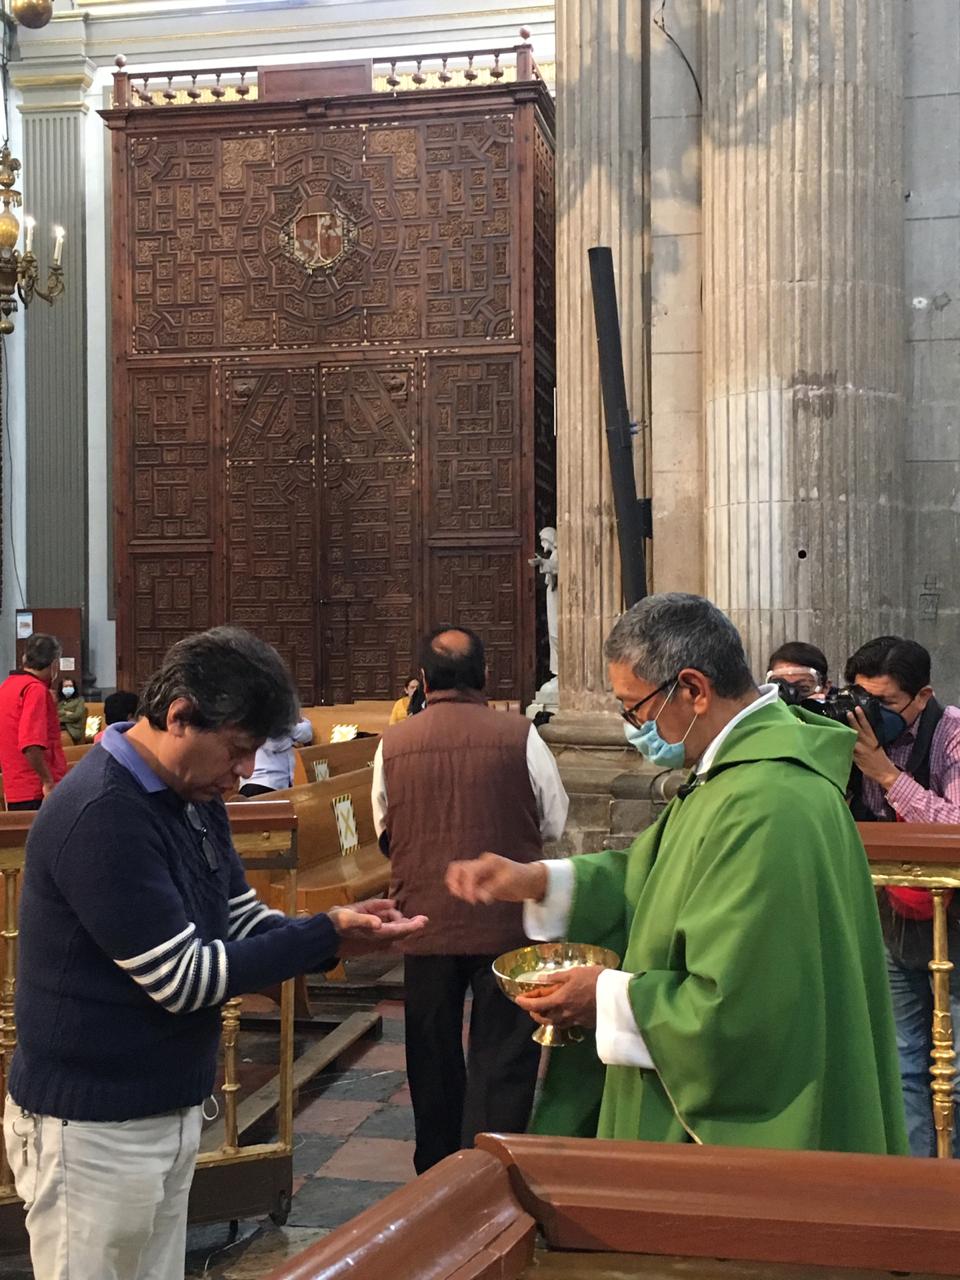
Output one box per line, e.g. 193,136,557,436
328,898,428,957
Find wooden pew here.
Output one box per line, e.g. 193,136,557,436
63,742,96,765
301,703,394,744
293,735,379,785
264,1135,960,1280
235,769,387,916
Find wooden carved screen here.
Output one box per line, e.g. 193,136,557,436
107,81,555,704
320,364,417,704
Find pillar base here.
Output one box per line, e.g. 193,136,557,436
541,711,661,854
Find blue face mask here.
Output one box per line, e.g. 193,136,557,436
622,682,698,769
875,705,908,746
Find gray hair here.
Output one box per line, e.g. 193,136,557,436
23,633,61,671
603,594,755,698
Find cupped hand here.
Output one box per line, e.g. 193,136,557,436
328,900,428,957
445,853,547,905
515,964,602,1029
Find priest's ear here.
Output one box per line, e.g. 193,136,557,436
676,668,713,715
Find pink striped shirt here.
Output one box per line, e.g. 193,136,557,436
860,703,960,823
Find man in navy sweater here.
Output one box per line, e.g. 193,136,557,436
2,627,425,1280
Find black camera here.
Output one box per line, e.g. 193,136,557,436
772,679,886,739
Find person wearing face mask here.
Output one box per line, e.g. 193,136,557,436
844,635,960,1157
446,593,907,1156
56,675,87,745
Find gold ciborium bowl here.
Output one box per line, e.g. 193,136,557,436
493,941,621,1048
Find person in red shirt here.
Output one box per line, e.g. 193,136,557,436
0,633,68,810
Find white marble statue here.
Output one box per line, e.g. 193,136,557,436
529,526,559,701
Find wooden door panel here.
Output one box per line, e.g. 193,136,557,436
224,368,319,703
320,363,418,704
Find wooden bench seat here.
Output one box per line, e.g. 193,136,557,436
292,735,379,785
230,768,389,915
301,703,393,745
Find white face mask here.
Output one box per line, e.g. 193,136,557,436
61,685,75,698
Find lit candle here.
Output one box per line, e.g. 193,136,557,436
24,216,34,253
53,225,64,266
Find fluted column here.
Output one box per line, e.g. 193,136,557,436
11,34,93,617
703,0,905,674
554,0,646,714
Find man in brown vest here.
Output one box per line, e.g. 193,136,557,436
372,626,568,1171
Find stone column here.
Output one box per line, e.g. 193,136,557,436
703,0,905,676
12,28,93,619
553,0,646,716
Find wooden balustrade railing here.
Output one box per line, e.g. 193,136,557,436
110,34,544,109
860,822,960,1158
0,815,31,1199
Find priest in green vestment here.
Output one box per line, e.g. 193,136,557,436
447,594,908,1155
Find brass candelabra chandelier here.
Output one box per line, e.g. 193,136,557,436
0,144,64,336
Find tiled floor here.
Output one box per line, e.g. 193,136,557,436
0,999,418,1279
186,998,415,1276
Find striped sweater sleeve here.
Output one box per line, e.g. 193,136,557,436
227,886,285,940
51,792,340,1013
116,924,228,1013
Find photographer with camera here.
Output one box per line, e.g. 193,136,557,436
844,636,960,1157
766,641,832,703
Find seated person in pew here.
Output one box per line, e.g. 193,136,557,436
3,626,425,1280
93,688,140,742
448,594,908,1156
389,675,421,725
56,676,87,745
238,715,313,797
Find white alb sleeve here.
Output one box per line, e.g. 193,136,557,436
594,969,654,1068
525,726,569,840
522,858,575,940
371,742,388,837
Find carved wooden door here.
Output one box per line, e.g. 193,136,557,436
319,362,419,704
224,367,320,703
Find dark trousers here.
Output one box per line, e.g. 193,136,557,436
7,799,41,811
237,783,274,798
403,953,541,1174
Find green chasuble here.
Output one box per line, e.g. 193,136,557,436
532,700,908,1155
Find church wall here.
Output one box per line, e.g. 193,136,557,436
85,76,117,690
903,0,960,701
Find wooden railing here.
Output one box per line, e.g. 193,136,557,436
860,822,960,1159
110,34,546,109
0,815,27,1199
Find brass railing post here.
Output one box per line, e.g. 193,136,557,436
277,834,298,1153
220,996,243,1152
0,866,20,1193
930,887,956,1158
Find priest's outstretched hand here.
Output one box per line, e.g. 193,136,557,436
329,898,428,957
445,852,547,904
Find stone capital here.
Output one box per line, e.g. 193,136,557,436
13,14,94,111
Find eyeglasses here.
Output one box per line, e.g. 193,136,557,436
185,803,219,872
619,679,673,730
